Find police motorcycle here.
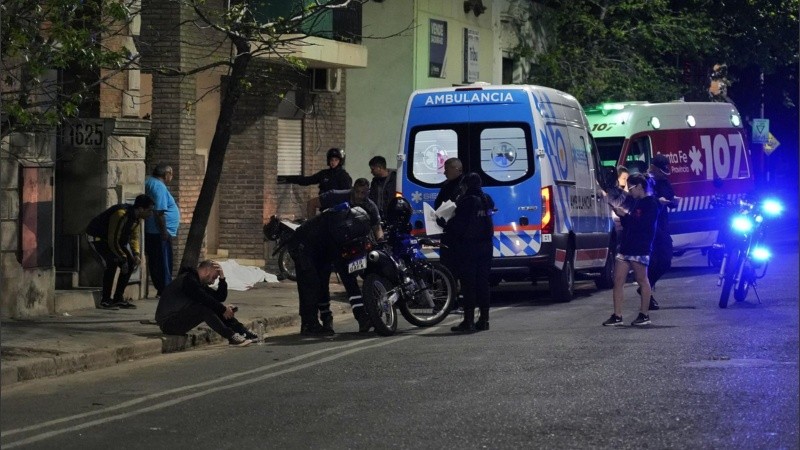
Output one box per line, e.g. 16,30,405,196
263,215,302,281
714,195,783,308
358,197,457,336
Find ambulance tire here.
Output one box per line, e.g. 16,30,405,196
595,238,616,290
549,246,575,303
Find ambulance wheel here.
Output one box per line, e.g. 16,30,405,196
549,246,575,302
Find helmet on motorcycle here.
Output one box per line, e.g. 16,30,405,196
386,196,413,225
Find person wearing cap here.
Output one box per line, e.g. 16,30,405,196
645,153,679,310
277,147,352,195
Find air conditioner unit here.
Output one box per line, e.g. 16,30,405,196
311,68,341,93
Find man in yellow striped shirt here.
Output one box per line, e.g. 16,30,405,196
86,195,155,309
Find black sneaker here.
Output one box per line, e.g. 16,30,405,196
450,321,476,333
631,313,651,326
99,299,118,310
602,314,623,326
301,323,335,336
243,330,260,341
228,333,253,347
112,299,137,309
649,296,660,310
357,319,373,333
475,319,490,331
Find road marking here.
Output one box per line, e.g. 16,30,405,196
1,307,510,448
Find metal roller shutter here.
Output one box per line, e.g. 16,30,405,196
277,119,302,176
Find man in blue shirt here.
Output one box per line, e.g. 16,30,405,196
145,164,180,297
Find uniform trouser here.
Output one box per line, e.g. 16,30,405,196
439,245,464,306
158,303,243,339
291,248,332,324
648,235,673,290
145,233,173,295
87,239,133,302
455,242,492,321
333,260,367,322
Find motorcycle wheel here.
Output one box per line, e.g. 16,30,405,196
399,262,456,327
733,269,751,302
362,273,398,336
719,250,742,309
277,249,297,281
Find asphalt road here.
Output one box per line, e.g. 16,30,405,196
1,242,797,449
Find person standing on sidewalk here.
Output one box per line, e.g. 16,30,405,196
368,155,397,220
439,173,495,333
603,174,659,327
155,260,257,346
645,154,679,310
144,164,180,297
86,194,154,309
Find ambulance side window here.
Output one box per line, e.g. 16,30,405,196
479,127,530,183
625,136,651,175
411,128,459,185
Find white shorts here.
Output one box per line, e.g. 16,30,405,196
616,253,650,266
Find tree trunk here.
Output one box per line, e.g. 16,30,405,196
180,36,251,269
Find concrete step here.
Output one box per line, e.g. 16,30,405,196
54,289,100,313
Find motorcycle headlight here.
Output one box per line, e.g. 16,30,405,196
751,246,771,261
762,199,783,217
731,215,753,233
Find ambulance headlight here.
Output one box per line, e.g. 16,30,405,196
686,115,696,127
731,215,753,233
649,117,661,129
730,114,742,127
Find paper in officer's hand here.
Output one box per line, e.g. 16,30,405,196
423,202,444,235
435,200,457,221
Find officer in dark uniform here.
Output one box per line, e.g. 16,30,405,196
306,178,384,333
646,154,679,310
440,172,495,333
278,147,353,194
434,158,467,309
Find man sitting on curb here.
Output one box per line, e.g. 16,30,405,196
155,260,259,347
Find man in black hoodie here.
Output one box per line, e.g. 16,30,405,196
278,147,352,195
155,260,257,346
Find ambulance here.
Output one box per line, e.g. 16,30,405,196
396,84,615,302
585,101,754,251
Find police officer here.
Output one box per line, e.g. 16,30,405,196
440,172,495,332
434,158,467,309
646,154,679,310
305,178,384,333
278,147,352,194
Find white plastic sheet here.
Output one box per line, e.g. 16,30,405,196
213,259,279,291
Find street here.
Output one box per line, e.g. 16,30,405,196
1,242,797,449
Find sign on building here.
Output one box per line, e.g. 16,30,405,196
429,19,447,78
463,28,479,83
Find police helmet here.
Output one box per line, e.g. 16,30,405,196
386,196,413,224
326,148,344,161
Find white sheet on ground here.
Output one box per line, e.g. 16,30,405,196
212,259,279,291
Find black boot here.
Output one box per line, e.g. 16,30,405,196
451,308,475,333
301,321,334,336
352,306,372,333
475,309,489,331
320,313,335,333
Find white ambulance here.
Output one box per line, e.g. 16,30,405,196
585,101,754,251
396,84,615,302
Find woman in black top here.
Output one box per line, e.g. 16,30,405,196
603,174,658,327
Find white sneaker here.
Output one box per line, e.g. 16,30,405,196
228,333,252,347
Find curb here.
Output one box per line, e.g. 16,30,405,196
1,304,353,387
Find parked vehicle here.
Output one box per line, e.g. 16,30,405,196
585,101,755,252
360,198,457,336
262,215,301,281
716,196,783,308
396,83,615,302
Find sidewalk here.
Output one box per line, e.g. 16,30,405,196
0,279,350,387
